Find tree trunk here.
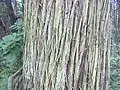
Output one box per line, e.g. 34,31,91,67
23,0,111,90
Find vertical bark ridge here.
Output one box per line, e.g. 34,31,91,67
23,0,111,90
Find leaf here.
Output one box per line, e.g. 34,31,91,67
1,41,14,50
3,53,16,61
2,35,15,42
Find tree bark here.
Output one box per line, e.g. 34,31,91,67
23,0,111,90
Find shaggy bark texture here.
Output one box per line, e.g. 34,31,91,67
23,0,111,90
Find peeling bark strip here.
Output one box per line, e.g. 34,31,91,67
8,67,23,90
23,0,111,90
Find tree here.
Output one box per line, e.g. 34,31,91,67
23,0,111,90
0,0,17,39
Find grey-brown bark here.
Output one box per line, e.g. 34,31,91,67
23,0,111,90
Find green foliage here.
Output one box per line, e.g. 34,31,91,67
0,18,23,89
0,1,23,89
110,55,120,90
17,1,23,16
0,31,23,78
10,19,23,33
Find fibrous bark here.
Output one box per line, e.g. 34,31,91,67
23,0,111,90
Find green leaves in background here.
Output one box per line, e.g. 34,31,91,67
0,1,23,89
110,56,120,90
0,18,23,90
0,32,23,76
